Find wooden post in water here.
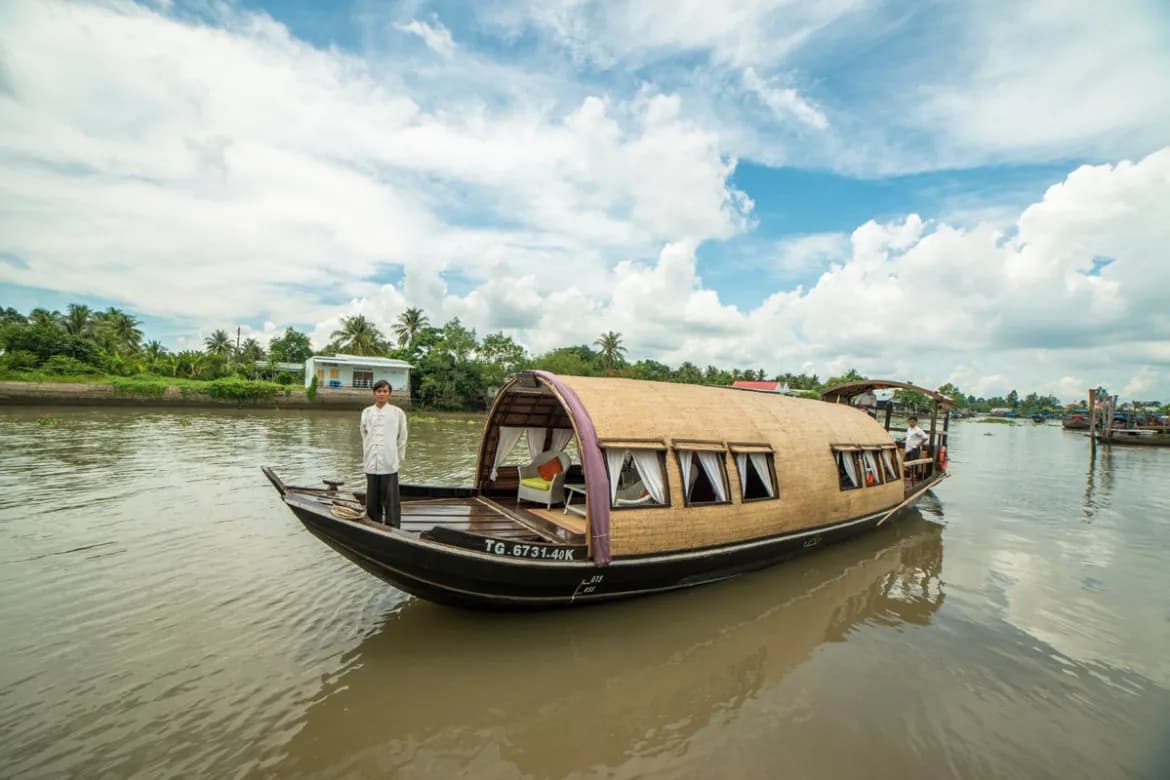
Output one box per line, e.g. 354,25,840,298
1088,389,1097,455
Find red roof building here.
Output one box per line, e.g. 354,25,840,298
731,380,797,395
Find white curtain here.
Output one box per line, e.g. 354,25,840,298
605,448,628,503
679,450,694,498
491,426,525,480
839,451,859,487
880,449,897,480
735,452,749,493
550,428,574,454
526,427,547,459
862,451,880,485
630,449,666,504
697,452,727,502
749,452,775,497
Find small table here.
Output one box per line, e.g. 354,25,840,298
563,484,587,516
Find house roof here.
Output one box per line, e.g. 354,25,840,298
310,353,412,368
731,380,785,392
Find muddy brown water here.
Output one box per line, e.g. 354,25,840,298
1,408,1168,779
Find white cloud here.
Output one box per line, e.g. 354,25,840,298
774,233,849,273
1,1,1169,401
395,19,456,58
741,67,827,130
495,0,866,70
912,0,1170,165
0,0,750,328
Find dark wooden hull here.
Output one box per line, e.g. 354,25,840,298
280,478,946,610
1095,432,1170,447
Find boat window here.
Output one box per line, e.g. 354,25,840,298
879,448,899,482
676,449,730,506
834,449,862,490
733,451,778,501
603,448,669,509
861,450,883,487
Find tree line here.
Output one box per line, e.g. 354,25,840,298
3,303,1163,412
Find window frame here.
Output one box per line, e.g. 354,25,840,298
833,446,864,491
859,448,884,487
599,443,672,511
673,442,732,508
728,442,779,503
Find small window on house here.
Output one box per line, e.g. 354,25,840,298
834,448,862,490
676,448,730,506
352,369,374,389
316,369,324,381
329,367,340,379
730,445,778,501
603,448,668,509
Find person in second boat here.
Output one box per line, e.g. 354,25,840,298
360,380,408,527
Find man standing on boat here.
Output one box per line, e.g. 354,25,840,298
361,380,408,528
903,416,928,477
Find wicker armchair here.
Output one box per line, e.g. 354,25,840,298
517,451,571,509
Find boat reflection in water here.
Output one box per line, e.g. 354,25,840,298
263,512,944,778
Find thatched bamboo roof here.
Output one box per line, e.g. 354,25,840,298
479,373,908,564
561,375,894,448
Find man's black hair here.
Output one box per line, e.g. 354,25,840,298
373,379,391,392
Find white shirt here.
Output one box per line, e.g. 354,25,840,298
360,403,408,474
855,391,877,408
904,424,928,454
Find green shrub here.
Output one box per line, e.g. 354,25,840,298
43,355,101,375
0,349,39,371
112,379,166,397
206,378,284,401
276,371,293,385
307,374,318,402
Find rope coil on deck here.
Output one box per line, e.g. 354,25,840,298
330,499,366,521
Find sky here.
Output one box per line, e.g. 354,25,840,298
1,0,1169,401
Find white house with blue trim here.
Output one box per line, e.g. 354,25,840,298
304,354,412,394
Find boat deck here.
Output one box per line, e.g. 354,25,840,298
357,495,586,544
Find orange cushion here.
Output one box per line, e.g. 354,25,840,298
537,458,563,481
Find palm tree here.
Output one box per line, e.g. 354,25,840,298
28,307,63,329
204,329,234,358
594,331,627,370
331,314,386,355
392,307,429,347
62,303,93,337
238,337,265,364
178,350,205,379
94,307,143,355
143,340,167,362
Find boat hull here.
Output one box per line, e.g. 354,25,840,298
284,485,942,610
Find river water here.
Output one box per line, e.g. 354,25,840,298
1,407,1168,779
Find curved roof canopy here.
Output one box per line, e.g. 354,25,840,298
482,372,899,565
820,380,954,411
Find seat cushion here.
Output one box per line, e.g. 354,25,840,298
520,477,552,490
536,457,564,481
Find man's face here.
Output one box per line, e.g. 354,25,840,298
374,386,391,407
908,418,918,426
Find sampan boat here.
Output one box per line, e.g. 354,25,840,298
264,372,952,609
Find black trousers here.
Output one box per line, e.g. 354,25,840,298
365,472,401,527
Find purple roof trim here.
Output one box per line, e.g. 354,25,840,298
531,371,611,565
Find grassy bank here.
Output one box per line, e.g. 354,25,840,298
0,370,292,401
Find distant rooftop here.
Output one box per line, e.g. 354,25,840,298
731,380,799,395
310,353,412,368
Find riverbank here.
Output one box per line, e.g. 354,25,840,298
0,379,409,410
